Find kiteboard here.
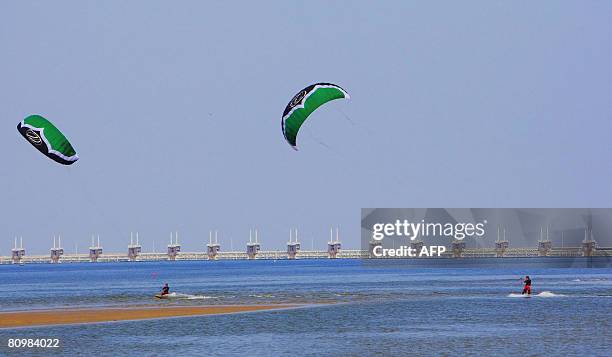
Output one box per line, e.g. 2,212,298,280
508,293,533,298
155,292,176,299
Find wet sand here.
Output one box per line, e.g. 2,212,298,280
0,305,298,328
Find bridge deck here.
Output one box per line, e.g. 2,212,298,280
1,248,610,264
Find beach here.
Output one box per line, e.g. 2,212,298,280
0,304,298,329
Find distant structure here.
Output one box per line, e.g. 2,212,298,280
128,232,142,262
368,238,382,258
582,227,597,257
167,232,181,261
328,228,341,259
410,240,424,257
537,226,553,257
287,229,301,259
452,239,466,258
495,226,509,257
207,231,220,260
50,236,64,263
246,229,261,260
11,237,25,265
89,235,103,262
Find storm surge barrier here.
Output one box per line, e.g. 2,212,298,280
1,247,610,264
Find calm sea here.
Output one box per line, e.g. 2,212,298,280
1,258,611,356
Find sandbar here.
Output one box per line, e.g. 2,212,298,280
0,304,298,328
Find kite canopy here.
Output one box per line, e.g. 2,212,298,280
281,83,349,149
17,115,78,165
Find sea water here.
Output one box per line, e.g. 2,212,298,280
1,259,610,356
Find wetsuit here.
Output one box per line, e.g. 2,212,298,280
522,278,531,295
162,286,169,295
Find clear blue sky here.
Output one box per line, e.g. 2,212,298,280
1,1,611,254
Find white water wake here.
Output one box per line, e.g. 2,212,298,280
507,291,565,298
163,292,216,300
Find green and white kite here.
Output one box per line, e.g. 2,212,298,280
281,83,349,150
17,114,79,165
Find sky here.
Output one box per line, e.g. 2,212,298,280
1,1,611,254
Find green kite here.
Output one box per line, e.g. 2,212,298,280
17,114,78,165
281,83,349,150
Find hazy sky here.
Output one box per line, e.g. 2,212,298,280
1,1,611,254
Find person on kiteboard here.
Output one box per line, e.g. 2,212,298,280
522,276,532,295
161,283,170,296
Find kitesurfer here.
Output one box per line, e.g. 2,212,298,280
161,283,170,296
521,276,532,295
